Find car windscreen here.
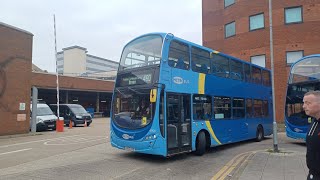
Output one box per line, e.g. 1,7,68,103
70,106,88,114
37,107,54,116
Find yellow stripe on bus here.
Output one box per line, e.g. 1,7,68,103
205,121,222,145
198,73,205,94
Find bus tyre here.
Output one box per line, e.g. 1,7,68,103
256,126,264,142
195,131,206,156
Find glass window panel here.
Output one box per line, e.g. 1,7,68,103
285,7,302,24
211,54,229,78
191,47,210,74
214,96,231,119
246,99,253,118
224,0,235,7
253,99,263,117
193,95,212,120
286,51,303,65
244,64,251,82
168,41,190,70
262,100,269,117
262,70,271,86
229,60,243,80
251,55,266,68
250,13,264,30
252,66,262,84
225,22,235,38
233,98,245,118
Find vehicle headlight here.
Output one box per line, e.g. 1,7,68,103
76,115,82,119
145,134,157,140
36,118,44,123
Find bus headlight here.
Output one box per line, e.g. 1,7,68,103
145,134,157,140
37,118,44,123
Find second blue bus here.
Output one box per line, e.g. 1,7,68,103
285,54,320,141
110,33,273,156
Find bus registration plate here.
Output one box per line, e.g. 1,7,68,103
124,147,134,152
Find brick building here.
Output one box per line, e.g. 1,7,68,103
0,22,115,136
0,22,33,135
202,0,320,122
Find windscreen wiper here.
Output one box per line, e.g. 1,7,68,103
127,87,142,94
116,88,125,96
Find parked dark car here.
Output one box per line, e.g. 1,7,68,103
49,104,92,127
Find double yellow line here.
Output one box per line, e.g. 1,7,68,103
211,151,255,180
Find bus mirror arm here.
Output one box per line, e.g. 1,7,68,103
153,83,165,90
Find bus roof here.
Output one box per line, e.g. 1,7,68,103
291,54,320,67
124,32,271,72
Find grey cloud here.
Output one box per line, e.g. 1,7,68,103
0,0,201,72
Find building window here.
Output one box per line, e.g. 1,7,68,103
250,13,264,31
285,6,303,24
251,55,266,68
286,51,303,65
224,0,235,8
225,21,235,38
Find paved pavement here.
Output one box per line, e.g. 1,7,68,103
214,133,308,180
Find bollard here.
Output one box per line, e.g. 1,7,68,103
69,119,72,129
84,119,87,127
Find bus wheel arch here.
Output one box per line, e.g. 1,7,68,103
194,130,209,156
255,125,264,142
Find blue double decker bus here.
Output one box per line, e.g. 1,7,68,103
110,33,273,156
285,54,320,141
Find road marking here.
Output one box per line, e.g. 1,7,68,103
44,137,106,145
0,148,32,156
110,167,141,179
211,151,254,180
0,134,92,148
217,153,252,180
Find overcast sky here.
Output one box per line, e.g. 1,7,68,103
1,0,202,72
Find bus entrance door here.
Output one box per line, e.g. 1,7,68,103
167,93,192,155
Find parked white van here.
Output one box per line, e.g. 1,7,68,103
30,103,57,131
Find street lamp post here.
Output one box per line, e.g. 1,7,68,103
269,0,279,152
54,15,63,132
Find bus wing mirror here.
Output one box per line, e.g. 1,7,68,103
150,89,157,103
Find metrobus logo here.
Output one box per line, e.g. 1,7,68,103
173,76,189,84
122,134,134,140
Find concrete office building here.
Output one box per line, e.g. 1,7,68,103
57,46,118,76
202,0,320,122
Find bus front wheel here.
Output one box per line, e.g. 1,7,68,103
255,125,264,142
195,131,206,156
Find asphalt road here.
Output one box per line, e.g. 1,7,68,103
0,118,306,180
